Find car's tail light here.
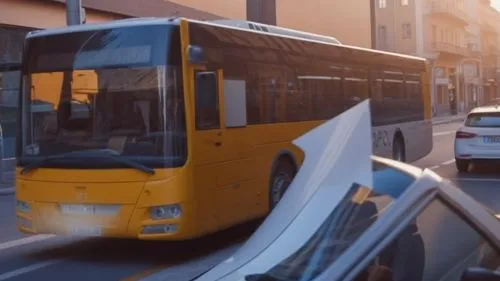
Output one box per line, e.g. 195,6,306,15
456,131,477,139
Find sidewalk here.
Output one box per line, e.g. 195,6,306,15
0,171,15,196
432,114,466,125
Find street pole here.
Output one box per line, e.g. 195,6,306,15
370,0,377,49
66,0,83,26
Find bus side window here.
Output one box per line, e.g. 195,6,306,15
195,71,220,130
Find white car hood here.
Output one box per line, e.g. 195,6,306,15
195,100,374,281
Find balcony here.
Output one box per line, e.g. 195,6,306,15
425,0,470,26
467,44,482,58
483,67,500,83
479,6,500,34
427,41,468,57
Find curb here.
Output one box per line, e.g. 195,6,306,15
0,187,14,196
432,117,465,125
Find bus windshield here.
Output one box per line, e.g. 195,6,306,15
18,25,187,170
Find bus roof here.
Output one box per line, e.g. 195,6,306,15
26,17,181,39
189,19,426,63
210,19,342,45
26,16,426,63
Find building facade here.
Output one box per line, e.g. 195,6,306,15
375,0,500,116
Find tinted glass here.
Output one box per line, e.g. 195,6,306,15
466,112,500,127
244,162,416,281
195,71,220,130
189,22,426,127
18,25,187,169
353,198,500,281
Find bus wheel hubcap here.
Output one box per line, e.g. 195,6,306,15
272,173,291,205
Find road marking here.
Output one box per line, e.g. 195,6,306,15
450,177,500,182
429,165,440,170
433,131,455,137
442,159,456,165
120,265,171,281
0,234,56,252
0,260,60,281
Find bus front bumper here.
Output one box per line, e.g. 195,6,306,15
15,201,191,240
14,174,198,240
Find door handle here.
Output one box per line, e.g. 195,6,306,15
215,141,222,147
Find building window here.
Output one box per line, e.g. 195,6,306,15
378,25,387,49
401,0,409,5
379,0,387,8
402,23,412,39
0,25,36,158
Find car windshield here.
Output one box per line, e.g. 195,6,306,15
465,112,500,128
224,161,416,281
18,24,187,169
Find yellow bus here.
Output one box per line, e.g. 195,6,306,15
14,17,432,240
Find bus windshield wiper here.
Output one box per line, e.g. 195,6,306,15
20,149,155,175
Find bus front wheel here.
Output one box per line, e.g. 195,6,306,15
269,158,296,210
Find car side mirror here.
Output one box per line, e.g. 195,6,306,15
461,267,500,281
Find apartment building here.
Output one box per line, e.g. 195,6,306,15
375,0,500,116
479,0,500,105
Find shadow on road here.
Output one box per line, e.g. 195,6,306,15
24,219,261,266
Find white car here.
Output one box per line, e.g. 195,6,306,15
454,105,500,173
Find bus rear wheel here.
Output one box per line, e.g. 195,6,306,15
269,158,296,210
392,136,406,162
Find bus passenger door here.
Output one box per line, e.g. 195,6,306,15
192,69,225,231
192,69,253,229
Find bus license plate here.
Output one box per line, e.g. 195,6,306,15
67,226,102,237
60,204,96,215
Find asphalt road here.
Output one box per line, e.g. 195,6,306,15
1,120,499,281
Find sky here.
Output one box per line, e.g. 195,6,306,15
493,0,500,11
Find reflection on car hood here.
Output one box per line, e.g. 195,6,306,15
195,100,374,281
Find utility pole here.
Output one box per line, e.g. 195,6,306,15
370,0,377,49
66,0,84,25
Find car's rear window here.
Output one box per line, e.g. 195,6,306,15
465,112,500,127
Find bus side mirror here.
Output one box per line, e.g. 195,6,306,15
188,45,205,64
461,267,500,281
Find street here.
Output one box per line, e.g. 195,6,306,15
0,119,499,281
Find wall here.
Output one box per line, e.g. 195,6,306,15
168,0,246,20
375,0,418,54
276,0,372,48
0,0,122,29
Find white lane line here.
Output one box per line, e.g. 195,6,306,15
0,260,60,281
429,165,440,170
449,178,500,182
0,234,56,252
433,131,455,137
442,159,456,165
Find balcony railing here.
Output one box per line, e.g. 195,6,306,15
428,41,468,56
467,45,482,58
426,0,470,25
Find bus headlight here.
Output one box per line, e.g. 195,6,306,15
150,204,182,220
16,200,31,213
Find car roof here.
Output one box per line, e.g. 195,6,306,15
469,105,500,115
